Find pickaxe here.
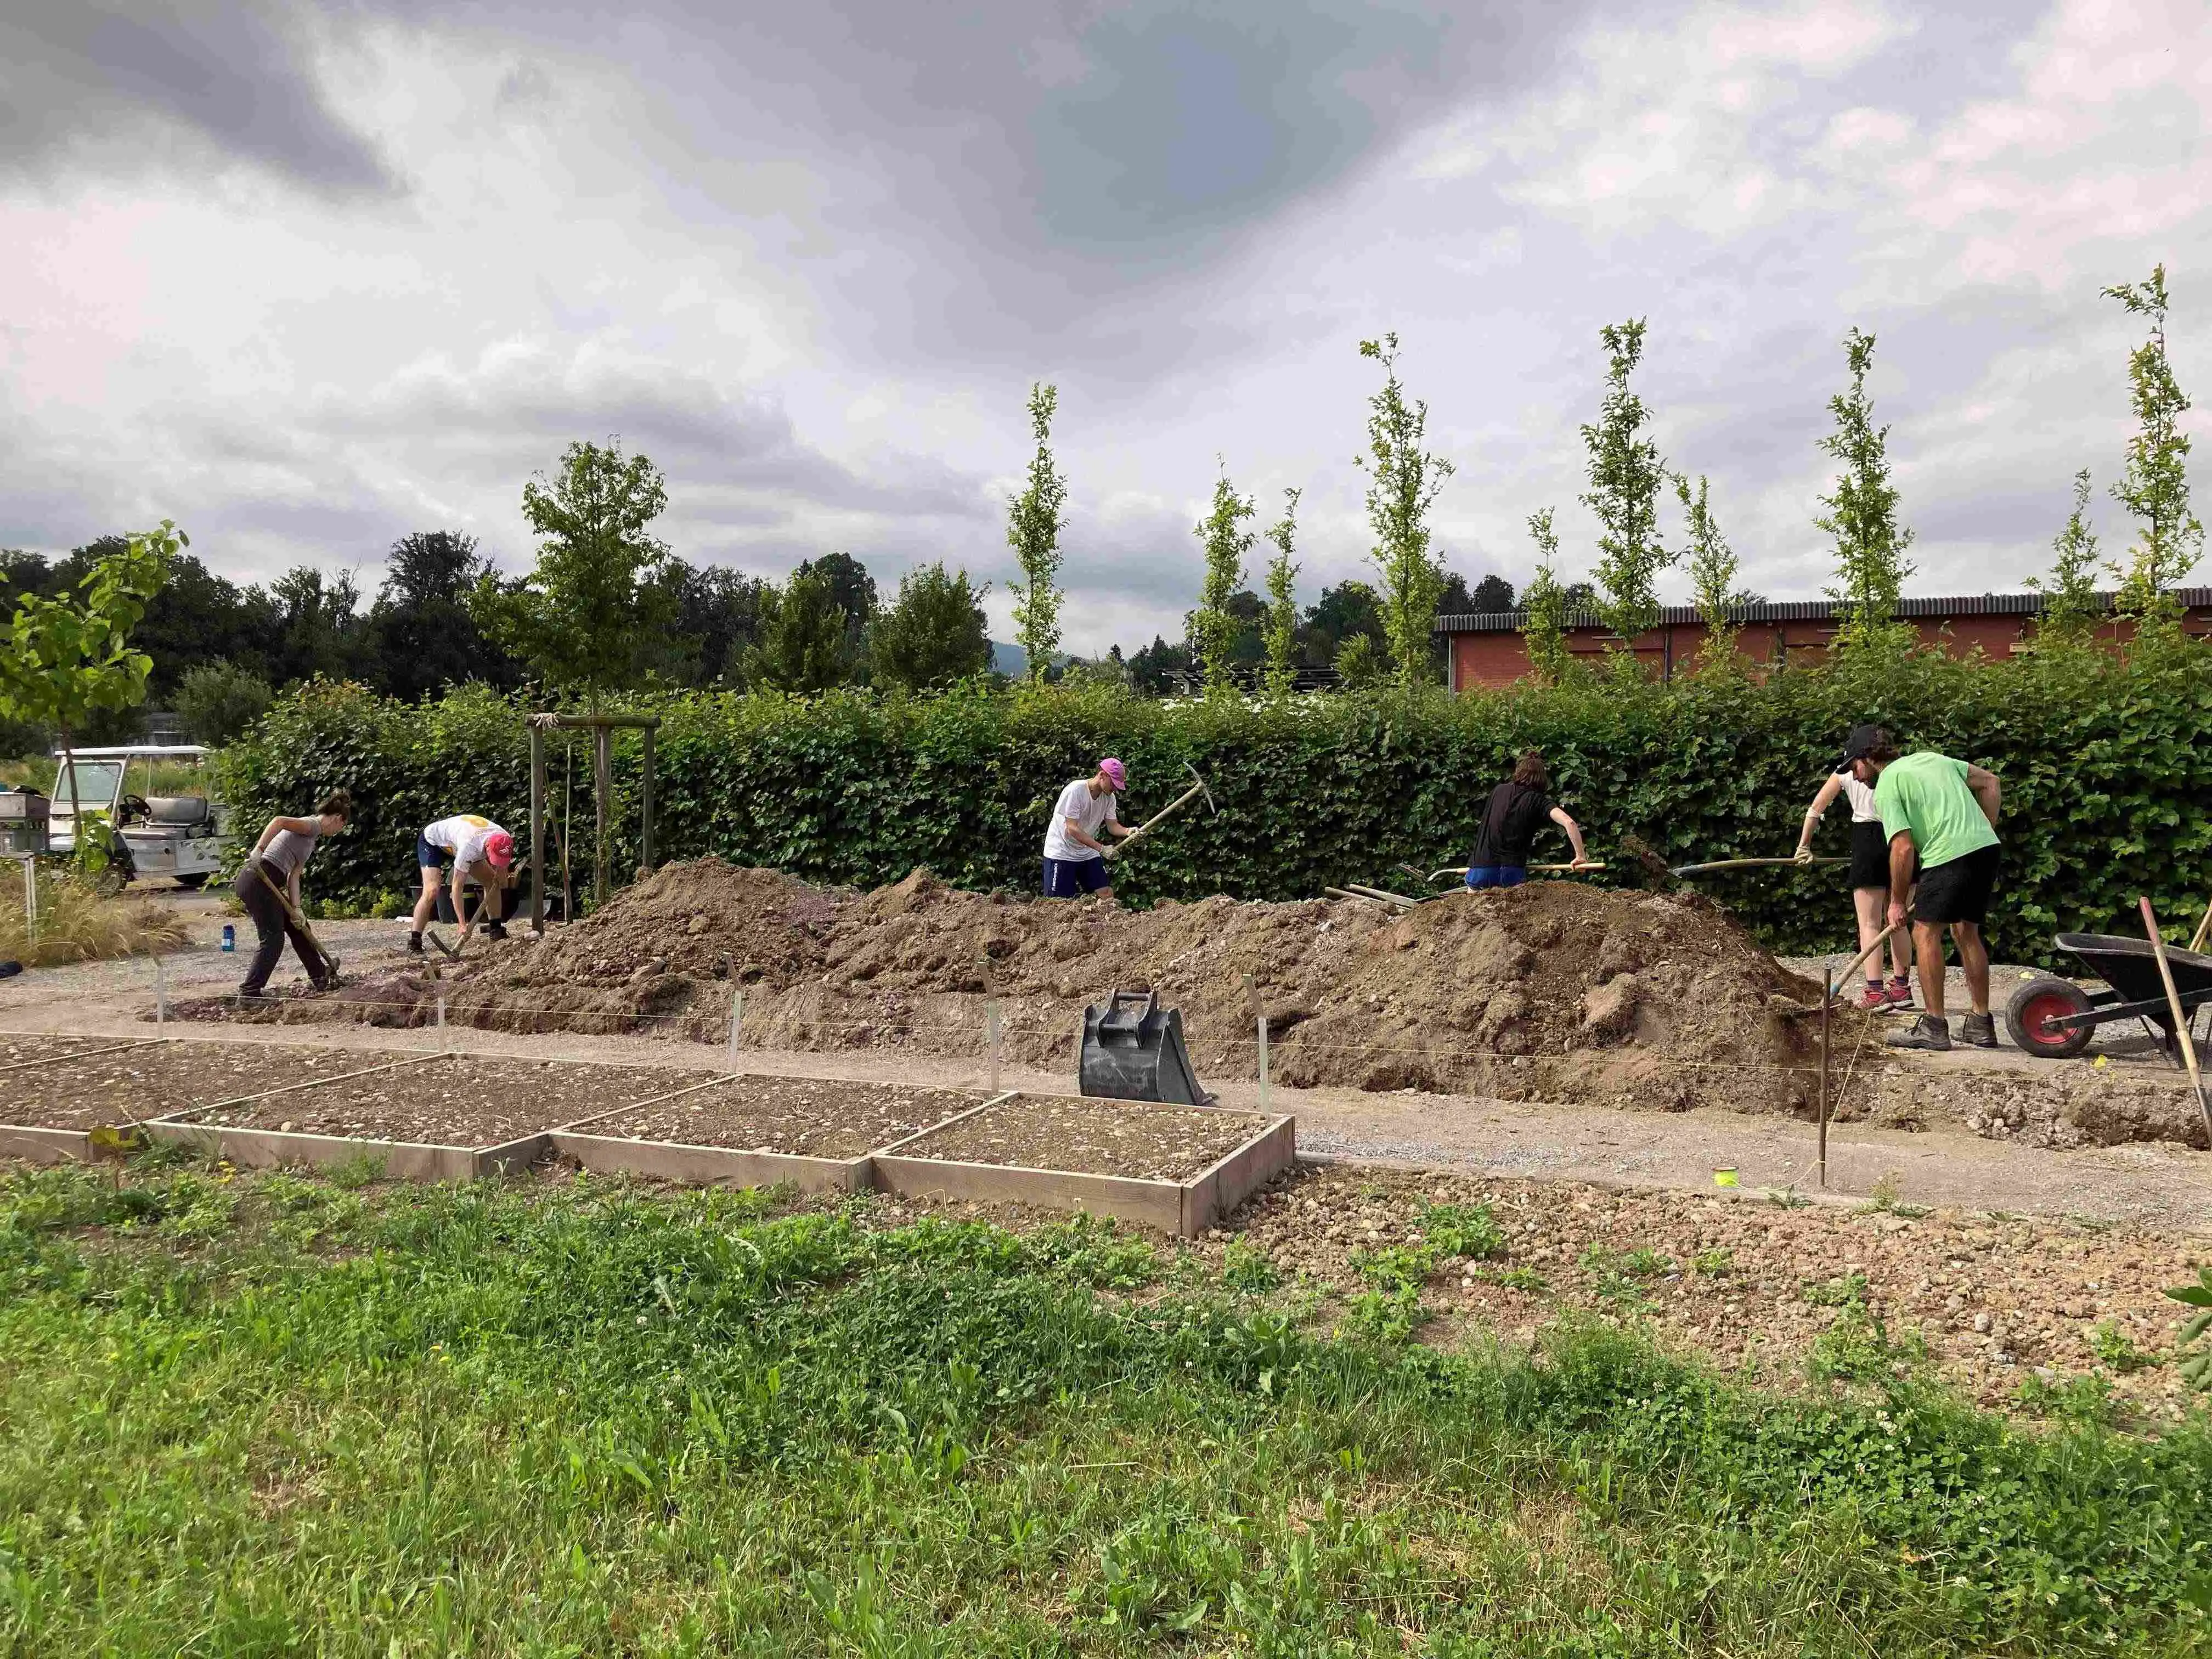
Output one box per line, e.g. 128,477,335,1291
1104,763,1217,861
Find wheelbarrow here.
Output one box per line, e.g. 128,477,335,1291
2005,933,2212,1063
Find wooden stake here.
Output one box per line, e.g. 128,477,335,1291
1246,972,1269,1107
2140,896,2212,1149
592,725,612,910
1818,965,1831,1188
529,721,546,935
2190,892,2212,956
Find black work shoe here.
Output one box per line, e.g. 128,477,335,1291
1960,1012,1998,1048
1884,1014,1953,1052
407,933,425,955
484,921,509,941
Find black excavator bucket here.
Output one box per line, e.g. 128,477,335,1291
1079,988,1212,1106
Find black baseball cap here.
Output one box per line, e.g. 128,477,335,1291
1835,723,1889,770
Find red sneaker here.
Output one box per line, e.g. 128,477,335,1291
1858,983,1887,1011
1883,977,1914,1009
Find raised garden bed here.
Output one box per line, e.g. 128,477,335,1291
0,1040,371,1164
555,1074,990,1193
156,1053,717,1181
872,1092,1295,1237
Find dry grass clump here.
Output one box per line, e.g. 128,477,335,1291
0,871,190,966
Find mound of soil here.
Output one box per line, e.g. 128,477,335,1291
188,859,1840,1115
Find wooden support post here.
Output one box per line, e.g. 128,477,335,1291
640,723,656,877
592,726,612,911
726,986,744,1071
2141,896,2212,1150
529,722,546,935
1818,965,1832,1188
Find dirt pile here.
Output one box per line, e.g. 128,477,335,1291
196,859,1839,1114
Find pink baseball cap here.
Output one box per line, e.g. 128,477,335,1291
482,830,516,868
1098,757,1126,788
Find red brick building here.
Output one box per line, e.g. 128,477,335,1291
1436,588,2212,692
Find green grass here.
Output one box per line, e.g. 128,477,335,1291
3,1163,2211,1656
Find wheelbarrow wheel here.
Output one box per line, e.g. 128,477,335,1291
2005,977,2095,1058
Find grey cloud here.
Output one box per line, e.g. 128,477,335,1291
0,1,396,194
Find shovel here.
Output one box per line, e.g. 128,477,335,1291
254,863,342,986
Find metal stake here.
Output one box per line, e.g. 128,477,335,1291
22,855,36,947
987,999,1002,1095
436,993,447,1032
1818,964,1832,1188
155,954,167,1029
726,986,744,1070
1245,972,1269,1107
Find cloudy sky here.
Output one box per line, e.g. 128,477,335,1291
2,0,2207,652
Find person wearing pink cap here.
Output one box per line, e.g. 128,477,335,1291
1042,758,1133,900
408,813,518,952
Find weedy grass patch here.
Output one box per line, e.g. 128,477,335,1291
2,1159,2210,1656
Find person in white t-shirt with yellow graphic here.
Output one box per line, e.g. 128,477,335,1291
1042,758,1134,901
408,813,518,953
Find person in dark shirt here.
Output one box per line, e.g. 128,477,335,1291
1466,751,1592,889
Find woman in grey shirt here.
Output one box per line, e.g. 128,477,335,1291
234,789,351,998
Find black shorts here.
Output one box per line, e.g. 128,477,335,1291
1847,820,1892,890
1914,843,1999,926
1042,855,1110,898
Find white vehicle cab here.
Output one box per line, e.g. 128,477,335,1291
46,746,230,887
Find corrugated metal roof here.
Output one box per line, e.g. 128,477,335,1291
1433,587,2212,634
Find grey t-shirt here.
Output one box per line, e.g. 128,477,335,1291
261,825,320,878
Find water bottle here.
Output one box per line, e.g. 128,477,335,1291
221,924,235,952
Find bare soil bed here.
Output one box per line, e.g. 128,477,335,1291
190,860,1846,1116
0,1034,120,1070
18,1042,383,1131
182,1056,703,1146
894,1093,1271,1182
1204,1164,2209,1418
571,1076,983,1159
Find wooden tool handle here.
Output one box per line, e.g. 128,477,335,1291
2140,896,2212,1147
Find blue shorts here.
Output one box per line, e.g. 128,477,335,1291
1043,855,1110,898
1465,866,1528,890
416,831,442,870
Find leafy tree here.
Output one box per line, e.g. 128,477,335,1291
1261,488,1301,698
2029,470,2104,650
1677,473,1743,673
264,565,370,687
1334,631,1385,689
0,522,178,817
656,561,770,686
1190,466,1257,696
1519,508,1573,686
1006,383,1069,682
2101,265,2203,637
798,551,878,662
1817,328,1916,652
1297,579,1386,668
870,562,992,690
1126,635,1194,696
174,660,275,744
365,531,515,699
741,568,851,694
1356,332,1455,689
1470,573,1516,613
1580,319,1673,657
472,438,677,705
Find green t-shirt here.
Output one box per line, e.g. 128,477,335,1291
1875,751,1999,869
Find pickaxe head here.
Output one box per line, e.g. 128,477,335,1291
1183,761,1218,815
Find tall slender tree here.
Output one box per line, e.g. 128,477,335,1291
2101,265,2203,637
1579,319,1673,659
1356,332,1455,689
1676,473,1742,673
2028,470,2104,649
1006,383,1069,682
1519,508,1572,687
1816,329,1915,652
1189,464,1257,696
1261,487,1301,698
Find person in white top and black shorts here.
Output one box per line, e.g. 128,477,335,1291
1796,760,1915,1010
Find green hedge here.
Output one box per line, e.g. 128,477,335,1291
213,648,2212,963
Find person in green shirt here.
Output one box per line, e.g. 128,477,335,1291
1837,725,2002,1052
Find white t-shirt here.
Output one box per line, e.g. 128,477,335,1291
425,814,504,870
1835,772,1880,823
1043,779,1116,863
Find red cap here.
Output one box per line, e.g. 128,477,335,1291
1098,757,1126,788
482,830,515,868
